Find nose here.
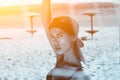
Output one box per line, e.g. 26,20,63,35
53,39,59,46
50,35,60,47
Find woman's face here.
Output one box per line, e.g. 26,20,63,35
50,27,74,55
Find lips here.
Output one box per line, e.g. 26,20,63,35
55,46,61,50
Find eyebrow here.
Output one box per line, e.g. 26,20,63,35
50,32,64,37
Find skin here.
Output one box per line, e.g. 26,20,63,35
50,27,81,67
49,27,74,55
41,0,91,80
41,0,85,64
41,0,76,57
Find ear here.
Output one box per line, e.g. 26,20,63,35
77,38,84,48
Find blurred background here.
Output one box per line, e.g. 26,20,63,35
0,0,120,28
0,0,119,80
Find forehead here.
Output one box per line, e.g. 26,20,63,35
50,27,65,34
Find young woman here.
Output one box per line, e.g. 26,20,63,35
42,0,90,80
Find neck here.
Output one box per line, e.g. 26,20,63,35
63,42,74,54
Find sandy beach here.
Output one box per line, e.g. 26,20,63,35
0,26,119,80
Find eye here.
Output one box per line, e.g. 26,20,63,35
58,34,63,38
50,34,54,38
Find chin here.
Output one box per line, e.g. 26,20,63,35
57,51,64,55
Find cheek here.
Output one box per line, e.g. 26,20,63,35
58,38,65,43
60,38,72,46
50,38,54,42
49,38,55,46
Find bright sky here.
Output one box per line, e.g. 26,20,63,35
0,0,119,7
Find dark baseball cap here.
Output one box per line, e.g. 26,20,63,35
49,16,79,36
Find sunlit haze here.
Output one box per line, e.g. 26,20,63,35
0,0,119,7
